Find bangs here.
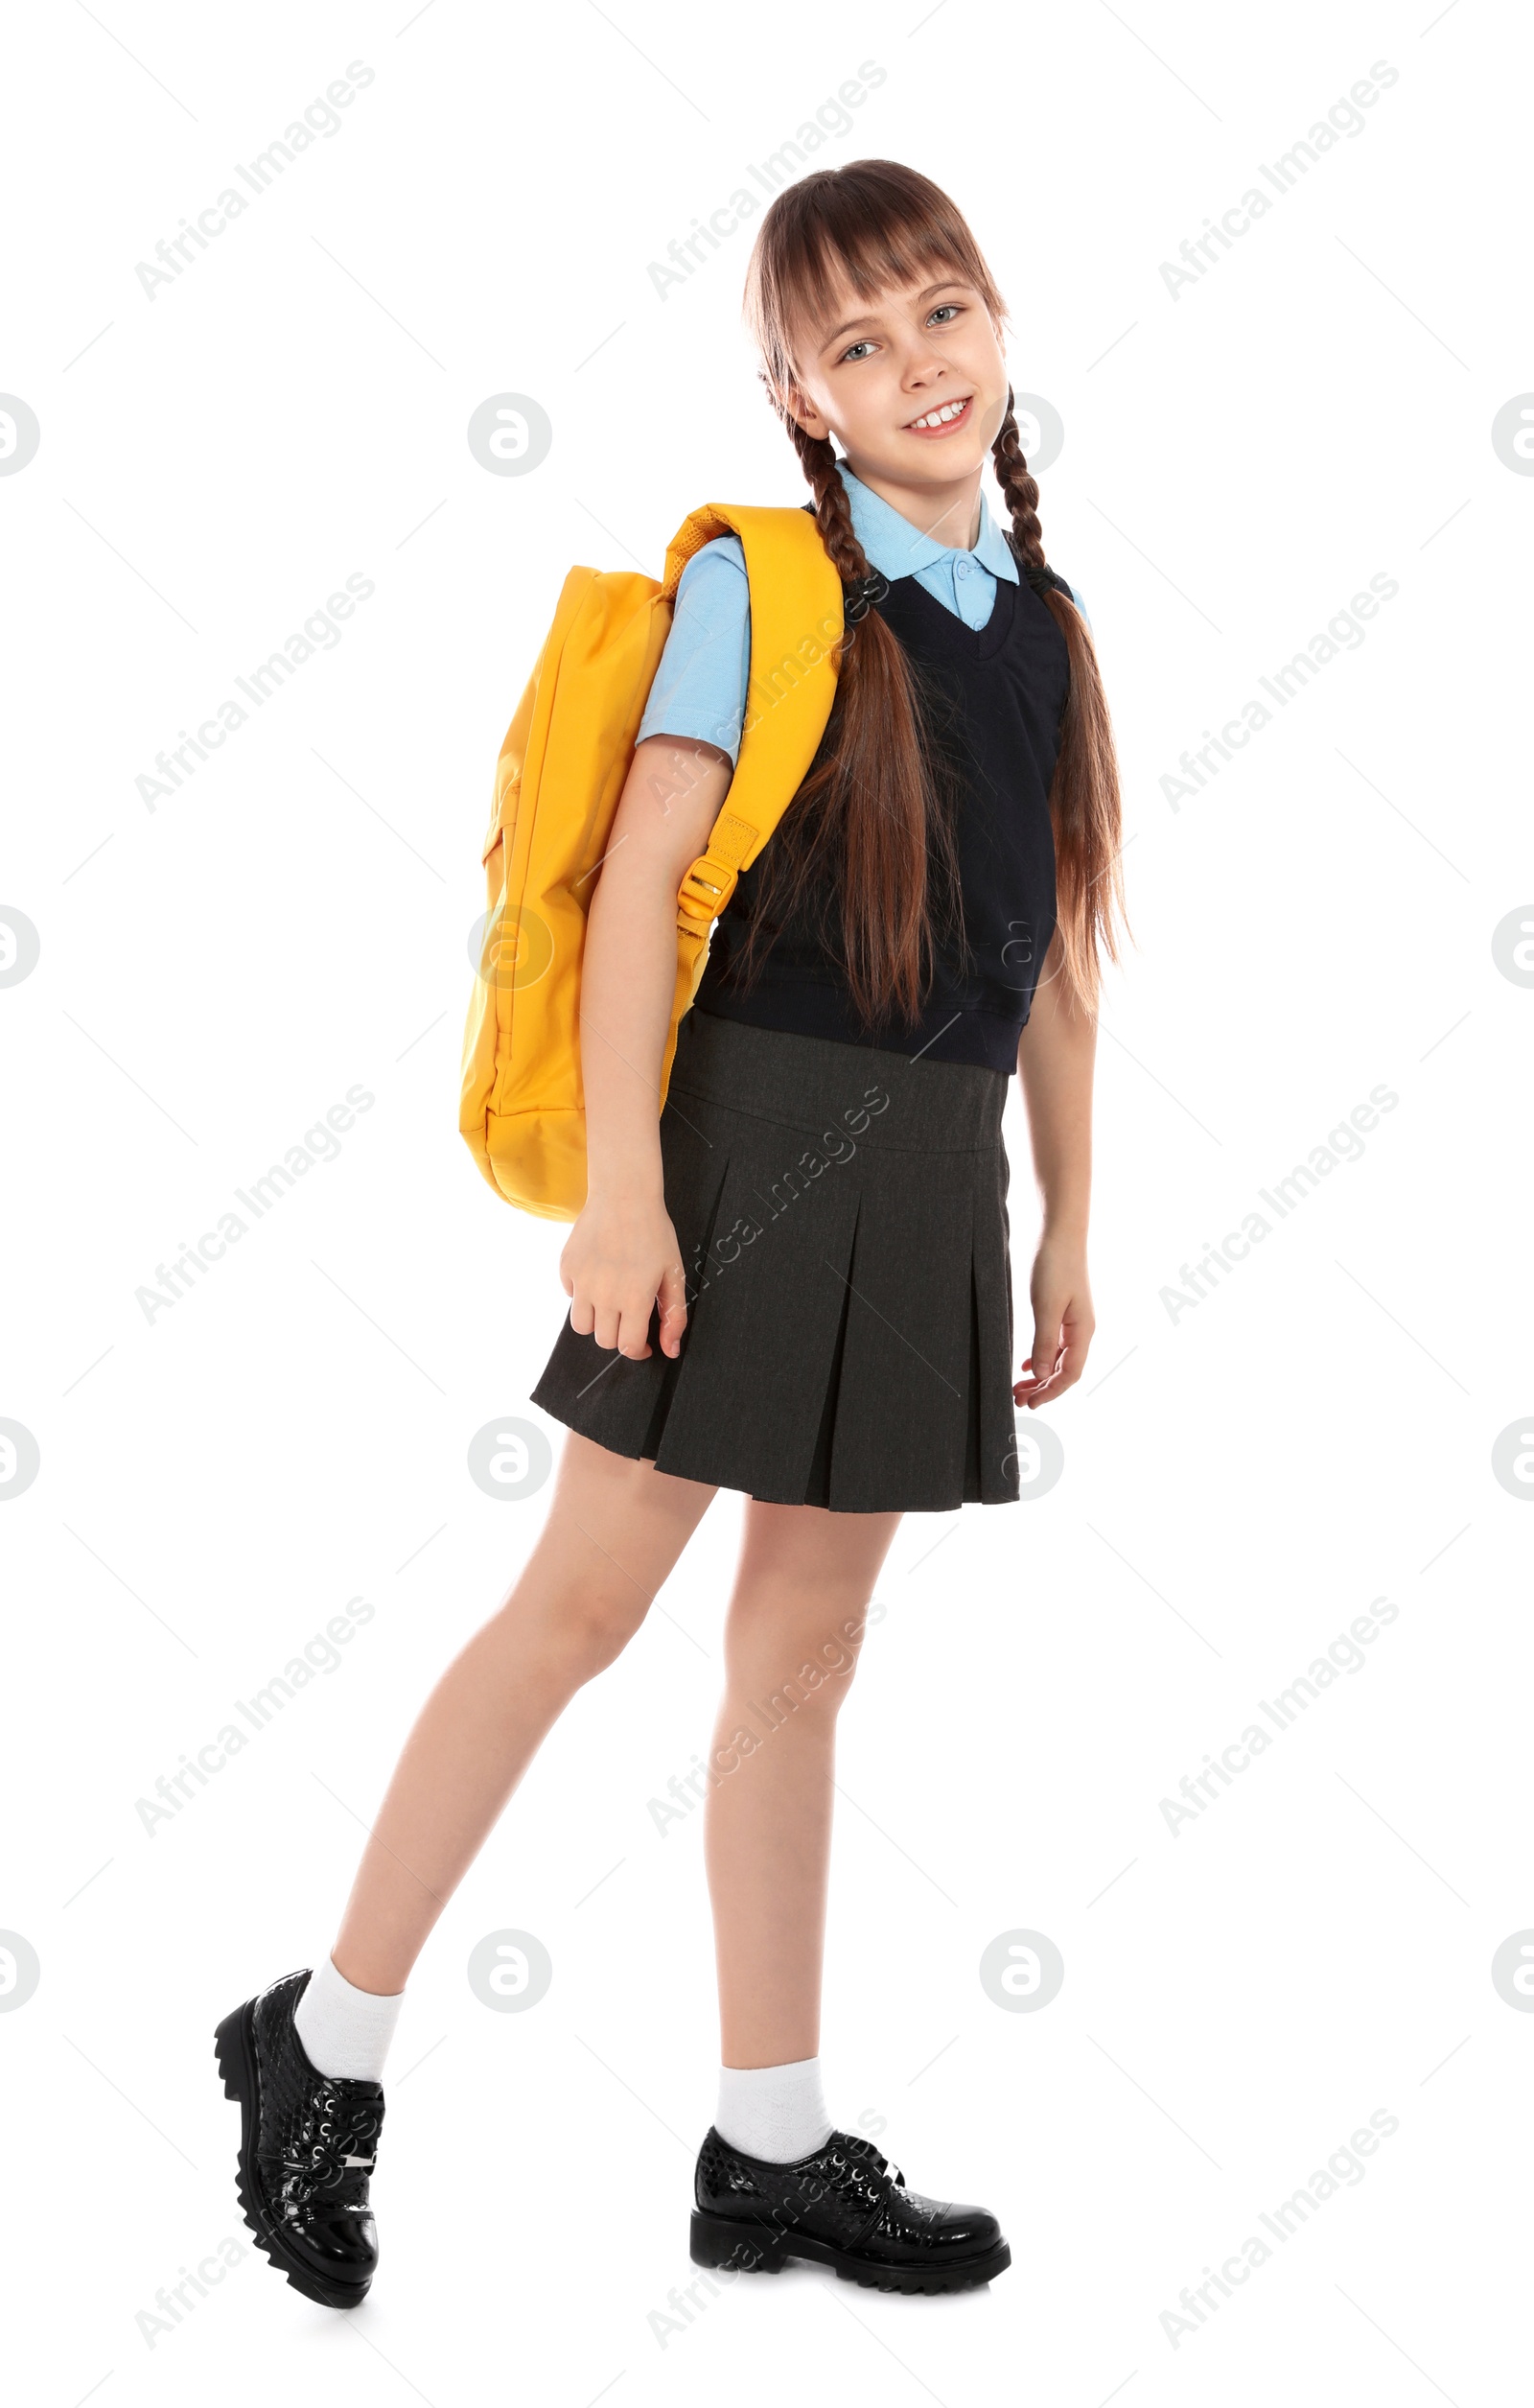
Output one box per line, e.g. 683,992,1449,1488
745,160,1005,386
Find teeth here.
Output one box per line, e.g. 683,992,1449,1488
910,399,969,430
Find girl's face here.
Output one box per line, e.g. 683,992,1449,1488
782,267,1010,495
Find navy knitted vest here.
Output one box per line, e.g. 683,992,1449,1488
693,570,1072,1071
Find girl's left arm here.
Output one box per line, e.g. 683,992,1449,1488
1013,930,1097,1407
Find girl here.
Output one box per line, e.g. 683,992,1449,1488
215,158,1127,2304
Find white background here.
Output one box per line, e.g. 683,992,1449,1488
2,1,1530,2401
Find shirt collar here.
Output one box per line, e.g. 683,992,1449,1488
836,460,1019,587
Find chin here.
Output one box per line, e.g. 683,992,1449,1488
899,436,992,474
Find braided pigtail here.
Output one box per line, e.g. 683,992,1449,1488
991,390,1128,1017
738,159,1127,1028
732,409,962,1029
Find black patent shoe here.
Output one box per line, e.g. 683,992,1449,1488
691,2126,1011,2294
214,1967,384,2309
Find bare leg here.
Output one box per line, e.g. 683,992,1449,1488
330,1434,716,1995
703,1501,902,2068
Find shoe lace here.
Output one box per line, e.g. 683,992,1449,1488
284,2085,384,2194
845,2135,905,2189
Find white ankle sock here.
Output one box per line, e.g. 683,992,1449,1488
716,2056,833,2163
291,1953,406,2083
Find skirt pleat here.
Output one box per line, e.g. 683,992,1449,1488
813,1145,975,1509
530,1009,1022,1511
650,1112,864,1501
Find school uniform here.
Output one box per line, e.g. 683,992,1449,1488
533,465,1075,1513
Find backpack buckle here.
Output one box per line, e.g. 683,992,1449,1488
677,853,738,923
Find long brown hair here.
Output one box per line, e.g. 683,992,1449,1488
738,158,1127,1025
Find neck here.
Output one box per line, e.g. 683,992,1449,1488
841,456,985,552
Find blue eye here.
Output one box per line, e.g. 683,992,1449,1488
841,339,875,362
929,304,962,325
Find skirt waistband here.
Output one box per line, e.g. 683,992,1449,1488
665,1007,1009,1156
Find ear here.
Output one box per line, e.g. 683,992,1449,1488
780,380,832,444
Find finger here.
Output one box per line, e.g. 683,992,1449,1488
569,1294,595,1339
1027,1318,1064,1388
617,1296,654,1360
656,1257,688,1358
1016,1316,1092,1406
592,1304,621,1350
1048,1329,1092,1397
1013,1341,1064,1406
1032,1348,1078,1403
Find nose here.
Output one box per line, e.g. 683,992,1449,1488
899,321,950,390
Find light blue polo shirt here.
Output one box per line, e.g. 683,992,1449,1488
637,462,1082,767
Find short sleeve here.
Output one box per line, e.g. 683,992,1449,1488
635,535,751,765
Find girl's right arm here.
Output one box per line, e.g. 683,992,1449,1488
561,734,734,1362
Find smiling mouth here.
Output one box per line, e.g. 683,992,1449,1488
904,394,975,434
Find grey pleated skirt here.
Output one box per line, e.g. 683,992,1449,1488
531,1008,1021,1512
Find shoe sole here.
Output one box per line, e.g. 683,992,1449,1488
213,1999,373,2311
689,2208,1011,2294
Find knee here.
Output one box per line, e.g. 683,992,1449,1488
562,1588,650,1682
724,1578,874,1707
510,1577,649,1685
805,1602,872,1703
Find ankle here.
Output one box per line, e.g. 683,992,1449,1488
292,1952,406,2083
332,1947,411,1997
716,2055,833,2163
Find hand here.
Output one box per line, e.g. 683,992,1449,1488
1013,1234,1094,1409
559,1193,688,1361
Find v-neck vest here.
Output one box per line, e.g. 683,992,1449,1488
692,570,1072,1070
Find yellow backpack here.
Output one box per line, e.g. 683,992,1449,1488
459,504,844,1219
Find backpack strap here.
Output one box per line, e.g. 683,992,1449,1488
661,504,843,946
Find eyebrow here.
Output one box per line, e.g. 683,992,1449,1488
821,280,969,352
